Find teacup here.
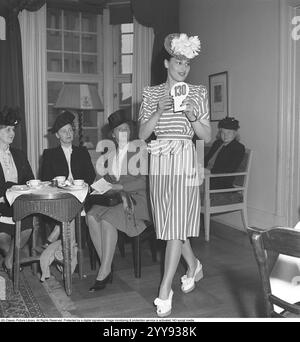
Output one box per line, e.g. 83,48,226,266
53,176,66,186
73,179,84,187
26,179,41,188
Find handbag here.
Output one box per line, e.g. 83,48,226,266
87,192,122,207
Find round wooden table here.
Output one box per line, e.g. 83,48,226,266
13,191,84,296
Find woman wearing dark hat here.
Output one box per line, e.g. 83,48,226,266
204,117,245,189
0,107,34,276
139,33,211,317
40,110,96,245
41,110,95,184
86,109,150,292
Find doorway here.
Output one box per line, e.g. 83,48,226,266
277,1,300,226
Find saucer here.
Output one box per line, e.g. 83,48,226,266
11,185,31,192
41,181,51,186
58,184,87,191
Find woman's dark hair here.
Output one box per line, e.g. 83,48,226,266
161,48,172,62
152,47,171,84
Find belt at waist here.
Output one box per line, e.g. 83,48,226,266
156,135,192,140
147,139,193,155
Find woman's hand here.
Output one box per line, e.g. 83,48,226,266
110,183,124,191
104,174,117,184
139,94,173,141
182,98,198,122
157,95,173,114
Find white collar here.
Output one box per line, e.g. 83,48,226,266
61,145,72,152
0,145,10,154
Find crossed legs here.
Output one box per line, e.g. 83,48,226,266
159,238,198,299
86,215,117,281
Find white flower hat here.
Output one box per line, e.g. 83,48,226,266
164,33,201,60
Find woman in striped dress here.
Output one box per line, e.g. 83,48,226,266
139,33,211,317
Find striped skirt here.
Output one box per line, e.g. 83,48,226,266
149,139,201,240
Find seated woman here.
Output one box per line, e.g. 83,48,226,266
86,109,150,292
40,110,96,246
204,117,245,189
0,107,34,276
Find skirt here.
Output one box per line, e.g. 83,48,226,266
149,140,201,240
86,197,147,238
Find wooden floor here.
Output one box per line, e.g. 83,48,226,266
22,221,266,319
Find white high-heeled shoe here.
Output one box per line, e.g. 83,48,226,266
154,289,174,317
181,259,203,293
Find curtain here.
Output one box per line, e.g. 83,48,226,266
47,0,106,13
131,0,179,85
0,0,46,153
109,3,132,24
18,5,47,177
132,18,154,121
0,10,26,151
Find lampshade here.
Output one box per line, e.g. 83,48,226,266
54,84,103,110
54,84,103,147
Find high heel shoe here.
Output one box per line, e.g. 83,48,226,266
181,259,203,294
89,271,113,292
154,289,173,317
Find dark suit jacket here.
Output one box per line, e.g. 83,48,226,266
0,148,34,217
41,145,96,186
204,139,245,189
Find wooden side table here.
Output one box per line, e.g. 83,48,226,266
13,191,83,296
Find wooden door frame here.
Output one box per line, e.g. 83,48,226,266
277,0,300,226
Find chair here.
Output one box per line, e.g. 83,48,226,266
248,226,300,317
89,220,157,278
117,221,157,278
201,148,253,241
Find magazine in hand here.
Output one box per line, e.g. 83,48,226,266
91,178,112,194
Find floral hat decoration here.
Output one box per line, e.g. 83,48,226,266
164,33,201,60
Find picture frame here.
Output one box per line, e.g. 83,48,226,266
209,71,228,121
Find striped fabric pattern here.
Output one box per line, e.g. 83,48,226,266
149,142,200,240
139,83,209,240
139,83,209,133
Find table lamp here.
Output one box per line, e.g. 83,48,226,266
54,84,103,146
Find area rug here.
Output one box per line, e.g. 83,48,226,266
0,271,45,318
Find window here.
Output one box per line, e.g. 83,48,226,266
112,23,133,111
46,7,134,148
47,8,98,73
46,8,103,148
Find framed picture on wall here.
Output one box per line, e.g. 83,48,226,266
209,71,228,121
